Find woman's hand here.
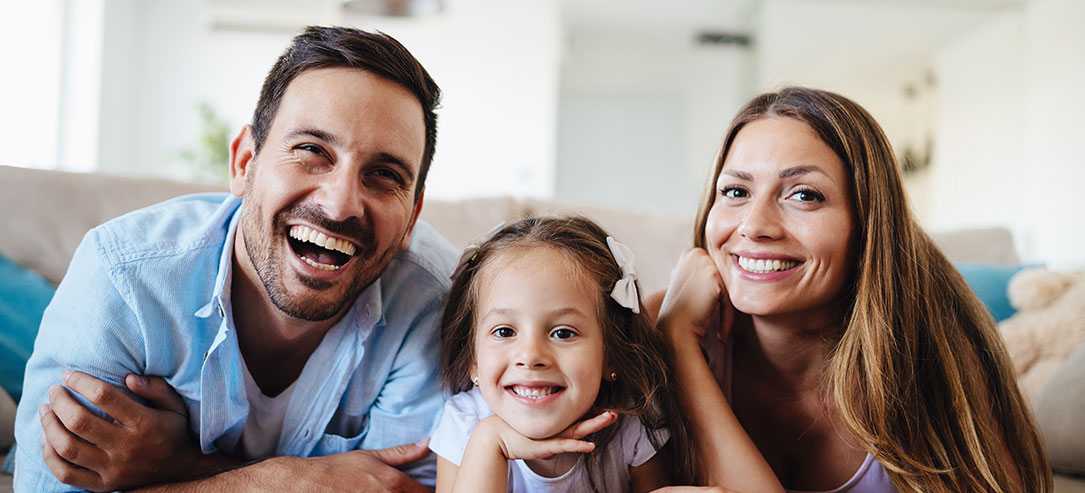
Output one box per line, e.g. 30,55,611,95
657,248,733,345
477,410,617,461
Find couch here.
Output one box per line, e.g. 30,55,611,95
1,164,1081,491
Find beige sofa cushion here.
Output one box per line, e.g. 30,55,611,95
0,166,223,285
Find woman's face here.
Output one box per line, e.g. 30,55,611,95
704,117,856,323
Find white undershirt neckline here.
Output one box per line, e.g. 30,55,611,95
237,355,298,460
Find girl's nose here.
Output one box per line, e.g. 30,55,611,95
514,336,551,369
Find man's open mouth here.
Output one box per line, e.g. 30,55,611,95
287,225,357,271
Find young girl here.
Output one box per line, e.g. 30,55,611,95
429,216,694,492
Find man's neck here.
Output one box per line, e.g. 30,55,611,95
229,243,346,397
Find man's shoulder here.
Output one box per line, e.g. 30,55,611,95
90,193,237,265
382,220,458,292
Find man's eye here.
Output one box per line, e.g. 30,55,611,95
551,328,576,340
492,326,515,338
296,144,324,156
787,188,825,202
720,186,748,199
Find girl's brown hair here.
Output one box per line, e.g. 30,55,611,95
694,86,1051,492
441,215,695,489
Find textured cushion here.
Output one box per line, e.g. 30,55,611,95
955,262,1031,321
0,254,55,402
1033,343,1085,475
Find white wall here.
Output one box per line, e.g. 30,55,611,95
925,0,1085,268
0,0,63,169
557,28,749,217
89,0,562,199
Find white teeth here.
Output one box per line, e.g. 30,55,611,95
288,225,357,256
512,386,558,399
300,255,340,271
737,256,798,274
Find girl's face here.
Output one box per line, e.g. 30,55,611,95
471,246,606,439
704,117,856,324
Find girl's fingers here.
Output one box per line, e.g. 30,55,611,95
512,438,596,461
559,410,618,440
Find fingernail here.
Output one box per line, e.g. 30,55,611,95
62,369,72,383
38,404,48,418
47,384,59,397
415,437,430,447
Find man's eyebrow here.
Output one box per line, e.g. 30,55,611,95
284,127,340,146
374,152,416,183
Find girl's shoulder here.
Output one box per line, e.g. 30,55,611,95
431,389,494,465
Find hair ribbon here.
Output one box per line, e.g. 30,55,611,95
606,236,640,313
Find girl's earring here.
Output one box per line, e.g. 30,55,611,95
472,376,480,387
609,371,618,381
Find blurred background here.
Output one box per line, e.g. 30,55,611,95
1,0,1083,268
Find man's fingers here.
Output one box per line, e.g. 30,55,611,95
363,438,431,466
41,434,104,490
46,385,117,447
40,406,108,471
559,410,618,440
125,374,187,415
61,370,143,425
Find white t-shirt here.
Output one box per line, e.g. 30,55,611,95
430,388,666,492
232,355,298,460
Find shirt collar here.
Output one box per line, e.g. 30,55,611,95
195,196,243,319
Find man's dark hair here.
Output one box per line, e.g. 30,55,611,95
252,26,440,201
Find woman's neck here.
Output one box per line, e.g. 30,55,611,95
735,311,843,391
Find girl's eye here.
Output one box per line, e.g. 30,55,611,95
787,188,825,203
551,327,577,340
720,186,748,199
492,326,515,338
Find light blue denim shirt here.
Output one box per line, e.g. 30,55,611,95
14,194,456,491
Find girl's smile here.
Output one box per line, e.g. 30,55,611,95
471,246,606,440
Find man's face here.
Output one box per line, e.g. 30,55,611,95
230,67,426,321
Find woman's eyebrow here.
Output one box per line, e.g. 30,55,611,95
778,165,828,179
722,169,753,181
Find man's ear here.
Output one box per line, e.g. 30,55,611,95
399,187,425,251
228,125,256,198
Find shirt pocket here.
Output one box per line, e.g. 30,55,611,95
311,412,370,455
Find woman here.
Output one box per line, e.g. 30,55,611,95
653,87,1051,492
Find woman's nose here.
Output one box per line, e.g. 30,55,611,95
736,197,783,240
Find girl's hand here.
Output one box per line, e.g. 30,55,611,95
478,410,618,461
657,248,734,344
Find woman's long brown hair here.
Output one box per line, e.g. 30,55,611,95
693,87,1051,492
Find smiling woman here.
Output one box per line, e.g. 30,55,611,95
657,86,1053,493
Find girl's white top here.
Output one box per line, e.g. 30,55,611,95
430,388,667,492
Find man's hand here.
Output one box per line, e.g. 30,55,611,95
39,370,213,491
176,439,436,493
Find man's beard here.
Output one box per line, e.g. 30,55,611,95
241,200,401,321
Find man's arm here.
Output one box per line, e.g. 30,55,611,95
14,230,154,491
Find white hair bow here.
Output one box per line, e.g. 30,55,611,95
606,236,640,313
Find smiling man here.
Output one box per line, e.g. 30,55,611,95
14,27,455,491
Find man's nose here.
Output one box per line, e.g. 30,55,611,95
736,197,783,240
514,335,551,369
312,170,365,222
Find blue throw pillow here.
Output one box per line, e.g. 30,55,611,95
0,254,55,402
954,262,1032,322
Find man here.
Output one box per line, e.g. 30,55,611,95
14,26,455,491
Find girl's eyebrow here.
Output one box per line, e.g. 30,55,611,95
480,307,590,319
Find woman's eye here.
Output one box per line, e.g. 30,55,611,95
551,328,577,340
492,326,515,338
787,188,825,202
720,186,748,199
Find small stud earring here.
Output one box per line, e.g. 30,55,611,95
472,377,480,387
610,371,618,381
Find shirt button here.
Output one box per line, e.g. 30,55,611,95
217,305,225,317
